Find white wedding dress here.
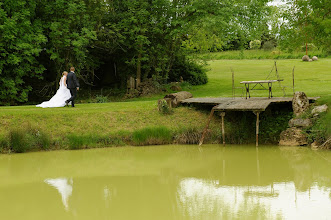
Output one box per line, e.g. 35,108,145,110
36,77,72,108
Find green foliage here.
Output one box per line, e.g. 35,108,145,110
96,95,108,103
170,56,208,85
0,0,46,105
263,41,275,51
67,134,90,150
278,0,331,54
9,129,30,153
260,107,293,144
0,137,7,153
158,99,173,115
306,96,331,144
8,126,51,153
250,40,262,50
132,126,172,145
301,43,317,52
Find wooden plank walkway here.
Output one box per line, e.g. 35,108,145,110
182,97,318,112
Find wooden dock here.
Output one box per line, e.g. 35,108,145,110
182,97,318,111
182,97,318,146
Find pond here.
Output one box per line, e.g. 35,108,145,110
1,145,331,220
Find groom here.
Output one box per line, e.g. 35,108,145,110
65,67,80,107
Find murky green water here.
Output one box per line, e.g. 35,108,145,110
1,145,331,220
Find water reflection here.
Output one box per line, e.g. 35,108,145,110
45,178,73,211
0,145,331,220
177,178,331,219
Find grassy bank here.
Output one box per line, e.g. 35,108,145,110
0,102,224,153
1,58,330,153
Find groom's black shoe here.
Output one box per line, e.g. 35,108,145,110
65,100,69,107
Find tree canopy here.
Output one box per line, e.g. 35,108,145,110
2,0,329,105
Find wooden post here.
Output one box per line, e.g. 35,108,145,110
220,112,226,145
254,111,260,147
231,68,235,99
199,108,215,146
292,66,295,95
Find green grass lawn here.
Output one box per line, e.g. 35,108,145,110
1,57,330,152
190,59,331,98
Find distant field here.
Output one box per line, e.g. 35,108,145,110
194,49,330,60
190,59,331,99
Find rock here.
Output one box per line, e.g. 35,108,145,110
279,127,308,146
311,104,328,114
289,118,312,128
312,56,318,61
311,141,320,150
302,55,309,61
309,59,313,62
292,92,310,116
164,91,193,107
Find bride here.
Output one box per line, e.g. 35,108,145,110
36,71,72,108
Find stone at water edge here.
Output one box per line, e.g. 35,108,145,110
312,56,318,61
292,92,310,117
164,91,193,108
302,55,309,61
311,141,320,150
279,127,308,146
288,118,312,128
311,104,328,114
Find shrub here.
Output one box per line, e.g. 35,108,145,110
158,99,173,115
132,126,172,145
8,127,52,153
249,40,261,50
263,41,275,51
36,131,51,150
169,55,208,85
0,137,8,152
96,95,108,103
9,129,30,153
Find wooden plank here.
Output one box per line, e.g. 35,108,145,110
214,99,271,111
182,97,319,111
240,80,282,84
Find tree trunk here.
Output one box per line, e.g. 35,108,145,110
136,45,142,88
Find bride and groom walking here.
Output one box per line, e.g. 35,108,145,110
36,67,80,108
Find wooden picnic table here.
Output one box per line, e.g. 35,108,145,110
240,80,283,99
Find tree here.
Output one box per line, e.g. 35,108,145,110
0,0,46,105
278,0,331,54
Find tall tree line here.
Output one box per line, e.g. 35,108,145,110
0,0,274,105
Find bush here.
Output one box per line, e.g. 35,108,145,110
96,95,108,103
0,137,8,152
36,131,51,150
8,127,52,153
263,41,275,51
9,129,31,153
132,126,172,145
249,40,261,50
158,99,173,115
169,55,208,85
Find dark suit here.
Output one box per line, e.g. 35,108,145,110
66,71,80,107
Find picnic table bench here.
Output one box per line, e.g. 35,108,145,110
240,80,284,99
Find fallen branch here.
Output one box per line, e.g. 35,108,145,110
320,137,331,148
